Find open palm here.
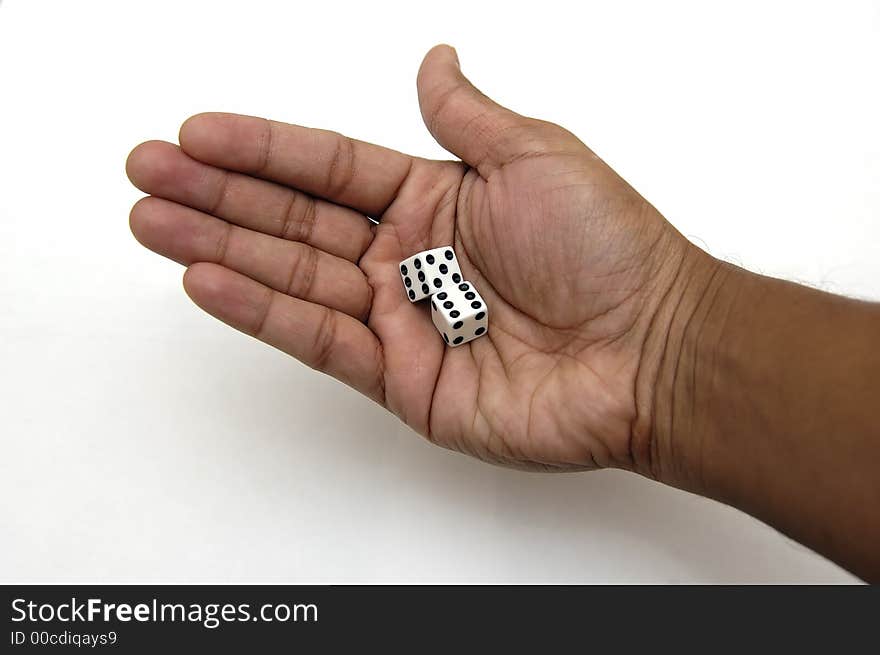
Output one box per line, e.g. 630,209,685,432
127,46,689,472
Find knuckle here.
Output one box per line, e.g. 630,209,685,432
359,279,374,324
209,171,231,214
426,83,464,137
254,119,274,174
324,131,356,198
214,223,232,266
280,191,318,244
251,288,275,338
311,307,338,371
286,243,319,300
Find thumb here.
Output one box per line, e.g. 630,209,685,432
417,45,562,177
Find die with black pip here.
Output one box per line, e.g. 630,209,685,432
399,247,488,347
398,247,462,302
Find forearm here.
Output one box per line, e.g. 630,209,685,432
651,247,880,580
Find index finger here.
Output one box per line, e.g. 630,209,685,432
179,112,414,218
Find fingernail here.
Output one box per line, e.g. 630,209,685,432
449,45,460,68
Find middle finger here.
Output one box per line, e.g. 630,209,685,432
126,140,374,263
130,196,372,321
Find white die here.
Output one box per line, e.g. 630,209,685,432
430,281,488,347
399,247,462,303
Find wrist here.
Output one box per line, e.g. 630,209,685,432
636,242,880,579
631,241,743,494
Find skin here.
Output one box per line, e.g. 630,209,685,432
127,45,880,580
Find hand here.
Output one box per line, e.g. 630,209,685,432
126,45,703,475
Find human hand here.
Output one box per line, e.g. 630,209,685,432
126,45,710,476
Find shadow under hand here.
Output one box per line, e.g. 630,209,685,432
149,307,854,584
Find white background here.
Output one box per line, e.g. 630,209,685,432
1,0,876,583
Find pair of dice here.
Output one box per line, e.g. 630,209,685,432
399,247,488,347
